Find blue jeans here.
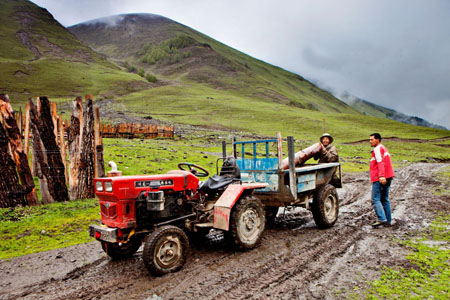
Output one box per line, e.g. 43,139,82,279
371,179,392,224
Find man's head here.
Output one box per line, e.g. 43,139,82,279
370,133,382,147
320,133,333,146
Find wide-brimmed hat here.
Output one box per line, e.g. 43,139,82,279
320,133,334,144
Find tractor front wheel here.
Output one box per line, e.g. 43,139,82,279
229,196,266,249
101,237,141,260
143,225,189,276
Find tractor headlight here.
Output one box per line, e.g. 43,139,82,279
160,180,173,185
104,181,113,192
95,181,103,192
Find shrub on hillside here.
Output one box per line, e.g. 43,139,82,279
145,73,157,83
138,34,195,65
123,61,137,73
138,68,145,77
183,51,192,58
160,34,194,50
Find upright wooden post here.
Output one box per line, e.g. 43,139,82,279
51,101,58,144
68,96,83,200
29,97,68,203
24,103,30,158
94,106,104,178
77,95,95,198
0,120,25,208
30,107,54,204
277,132,283,169
18,107,23,139
58,115,68,183
287,136,297,200
0,95,38,205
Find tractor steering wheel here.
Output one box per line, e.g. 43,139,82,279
177,162,209,178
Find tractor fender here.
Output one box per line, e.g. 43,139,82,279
213,183,268,231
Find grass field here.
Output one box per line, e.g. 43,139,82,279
364,214,450,300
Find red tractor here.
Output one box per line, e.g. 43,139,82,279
90,157,267,276
90,134,342,276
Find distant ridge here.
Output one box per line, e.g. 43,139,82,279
338,92,446,130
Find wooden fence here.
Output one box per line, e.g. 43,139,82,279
1,94,176,207
12,113,175,140
100,123,174,139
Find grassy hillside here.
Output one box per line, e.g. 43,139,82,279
69,14,356,114
0,0,150,104
1,3,447,149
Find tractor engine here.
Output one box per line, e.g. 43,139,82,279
135,189,186,225
93,170,200,230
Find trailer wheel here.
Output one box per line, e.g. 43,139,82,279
312,184,339,229
101,237,141,260
229,196,266,249
143,225,189,276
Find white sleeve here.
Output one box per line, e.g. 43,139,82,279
374,145,382,163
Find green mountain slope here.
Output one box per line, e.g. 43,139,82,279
66,13,449,143
69,13,355,114
0,0,150,102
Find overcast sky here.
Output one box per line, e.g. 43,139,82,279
31,0,450,128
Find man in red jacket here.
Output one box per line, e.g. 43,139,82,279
369,133,395,227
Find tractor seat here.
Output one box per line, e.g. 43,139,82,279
198,174,234,194
199,157,241,195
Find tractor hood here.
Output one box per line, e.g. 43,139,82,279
94,170,199,201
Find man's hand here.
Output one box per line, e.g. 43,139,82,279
379,177,387,185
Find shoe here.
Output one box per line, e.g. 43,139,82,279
372,221,387,228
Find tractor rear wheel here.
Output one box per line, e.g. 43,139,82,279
311,184,339,229
101,237,141,260
229,195,266,249
143,225,189,276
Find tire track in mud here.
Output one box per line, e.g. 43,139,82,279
217,228,364,300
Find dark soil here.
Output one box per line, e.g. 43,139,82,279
1,163,449,300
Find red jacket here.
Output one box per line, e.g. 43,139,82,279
370,144,395,182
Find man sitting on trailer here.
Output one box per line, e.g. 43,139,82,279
314,133,339,163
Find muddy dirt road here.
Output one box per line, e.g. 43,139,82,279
1,163,449,300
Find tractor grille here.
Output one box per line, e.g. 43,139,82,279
100,202,117,218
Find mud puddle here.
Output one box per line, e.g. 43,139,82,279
0,163,449,300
